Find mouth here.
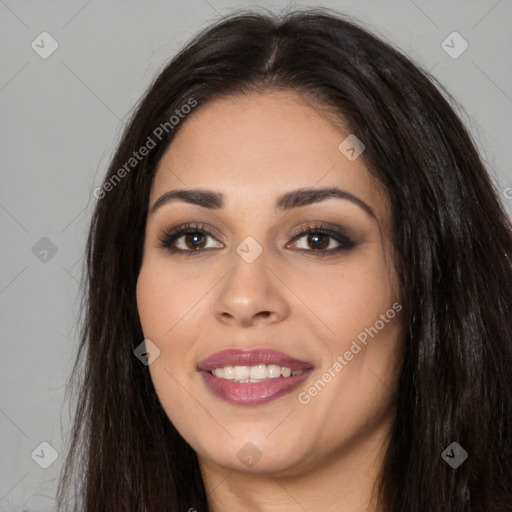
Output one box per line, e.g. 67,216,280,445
197,349,314,406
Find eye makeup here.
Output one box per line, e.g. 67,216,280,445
156,220,358,257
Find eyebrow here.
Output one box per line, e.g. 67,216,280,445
150,187,376,219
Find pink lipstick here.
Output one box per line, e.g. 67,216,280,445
197,349,314,406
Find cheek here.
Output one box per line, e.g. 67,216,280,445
136,260,201,341
313,250,399,342
136,260,207,393
136,264,202,428
312,250,403,401
136,268,167,342
331,278,394,341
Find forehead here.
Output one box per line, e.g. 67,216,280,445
150,90,388,221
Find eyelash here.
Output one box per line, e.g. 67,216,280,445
157,222,356,257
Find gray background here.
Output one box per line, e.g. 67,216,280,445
1,0,511,510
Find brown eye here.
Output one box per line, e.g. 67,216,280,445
288,223,356,255
158,223,223,255
305,233,331,250
183,232,208,250
158,222,356,256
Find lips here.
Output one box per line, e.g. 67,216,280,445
197,349,314,406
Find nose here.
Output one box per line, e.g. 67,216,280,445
213,248,291,327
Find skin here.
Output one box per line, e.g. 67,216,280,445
136,90,404,512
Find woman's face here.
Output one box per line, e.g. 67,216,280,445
136,90,403,476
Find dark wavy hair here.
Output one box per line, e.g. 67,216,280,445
56,6,512,511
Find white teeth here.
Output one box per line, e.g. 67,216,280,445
281,367,291,377
249,364,267,379
210,364,304,381
233,366,250,380
223,366,235,380
268,364,281,378
213,368,224,378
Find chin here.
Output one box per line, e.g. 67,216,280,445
212,451,303,475
196,434,311,475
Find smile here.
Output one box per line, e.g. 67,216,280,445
197,349,314,405
210,364,304,381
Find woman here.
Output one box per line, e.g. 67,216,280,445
57,7,512,511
